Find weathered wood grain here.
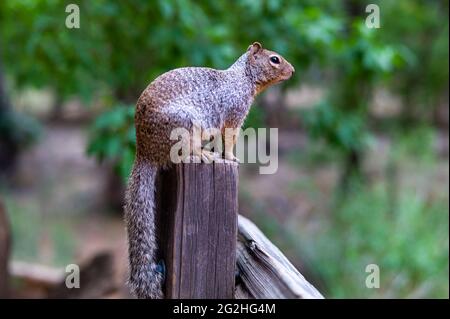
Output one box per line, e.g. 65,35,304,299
235,215,324,299
157,160,238,299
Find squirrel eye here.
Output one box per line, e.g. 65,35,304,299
270,56,280,64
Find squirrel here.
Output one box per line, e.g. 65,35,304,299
124,42,294,299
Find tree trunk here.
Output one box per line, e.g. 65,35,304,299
0,50,19,173
0,198,11,298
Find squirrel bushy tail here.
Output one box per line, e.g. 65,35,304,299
124,160,164,299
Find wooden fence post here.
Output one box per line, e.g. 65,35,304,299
156,160,238,299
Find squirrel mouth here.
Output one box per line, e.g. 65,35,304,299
279,72,293,82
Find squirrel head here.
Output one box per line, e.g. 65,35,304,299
246,42,295,94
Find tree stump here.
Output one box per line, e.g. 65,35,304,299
156,160,238,299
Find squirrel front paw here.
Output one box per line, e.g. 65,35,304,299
190,150,221,164
202,150,221,163
224,152,240,163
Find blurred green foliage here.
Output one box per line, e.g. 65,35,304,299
378,0,449,121
303,19,408,182
259,127,449,298
306,181,448,298
87,104,136,181
0,0,340,101
4,196,75,266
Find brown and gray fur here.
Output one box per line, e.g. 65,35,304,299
124,42,294,298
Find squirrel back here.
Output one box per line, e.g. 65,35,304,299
125,42,294,298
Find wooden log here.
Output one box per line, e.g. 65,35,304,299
0,198,10,298
11,252,116,298
156,160,238,299
10,261,64,298
235,215,324,299
48,252,116,298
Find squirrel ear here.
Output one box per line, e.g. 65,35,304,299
247,42,262,54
